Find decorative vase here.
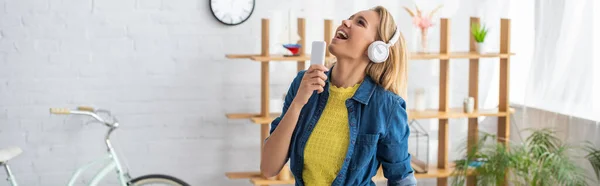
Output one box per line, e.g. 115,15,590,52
476,42,486,54
463,97,475,113
414,88,426,111
418,28,429,53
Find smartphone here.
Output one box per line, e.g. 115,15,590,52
310,41,326,66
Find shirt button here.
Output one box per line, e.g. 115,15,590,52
350,123,355,126
351,140,355,144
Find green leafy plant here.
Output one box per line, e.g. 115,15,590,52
471,23,488,43
584,142,600,182
452,128,599,186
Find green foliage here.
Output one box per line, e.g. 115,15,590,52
471,23,488,43
451,128,595,186
584,142,600,182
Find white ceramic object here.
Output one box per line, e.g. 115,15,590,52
463,97,475,113
414,88,426,111
476,42,486,54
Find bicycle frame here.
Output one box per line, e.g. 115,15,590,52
68,140,129,186
68,127,130,186
4,139,129,186
1,108,140,186
2,162,18,186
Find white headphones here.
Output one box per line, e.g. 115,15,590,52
367,26,400,63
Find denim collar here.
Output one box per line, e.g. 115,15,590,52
326,65,377,105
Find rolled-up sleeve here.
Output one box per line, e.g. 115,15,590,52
268,70,304,135
377,98,417,186
263,71,305,160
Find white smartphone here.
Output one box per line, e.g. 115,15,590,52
310,41,326,66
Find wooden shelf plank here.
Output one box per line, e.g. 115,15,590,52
248,167,471,185
251,55,309,61
225,171,261,179
410,52,515,60
226,52,513,62
225,54,258,59
226,113,259,119
225,54,335,62
251,116,275,125
408,108,515,120
226,113,280,119
246,108,515,124
250,176,293,185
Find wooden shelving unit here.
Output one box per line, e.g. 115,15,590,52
224,17,513,186
245,108,515,125
224,18,335,186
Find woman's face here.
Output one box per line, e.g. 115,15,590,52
329,10,380,61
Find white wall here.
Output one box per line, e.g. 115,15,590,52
0,0,510,185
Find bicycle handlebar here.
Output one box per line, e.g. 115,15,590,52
50,108,71,114
77,106,95,112
50,107,118,128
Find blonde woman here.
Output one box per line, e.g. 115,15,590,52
261,6,416,186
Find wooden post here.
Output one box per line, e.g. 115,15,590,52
297,18,306,72
497,19,511,186
498,19,511,146
324,19,333,66
466,17,481,186
437,18,450,186
260,19,270,152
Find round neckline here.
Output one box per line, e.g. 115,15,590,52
330,83,361,93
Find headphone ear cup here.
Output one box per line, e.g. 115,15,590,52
367,41,389,63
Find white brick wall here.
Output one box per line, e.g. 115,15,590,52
0,0,497,185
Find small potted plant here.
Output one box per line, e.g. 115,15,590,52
471,23,488,54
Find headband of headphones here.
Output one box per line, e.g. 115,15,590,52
386,26,400,47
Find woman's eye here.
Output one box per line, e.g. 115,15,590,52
358,20,366,26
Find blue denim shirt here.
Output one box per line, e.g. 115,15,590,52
269,68,417,186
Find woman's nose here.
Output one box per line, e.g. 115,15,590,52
342,20,351,28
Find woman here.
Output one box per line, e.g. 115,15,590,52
261,6,416,186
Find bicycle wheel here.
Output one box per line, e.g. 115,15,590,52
129,174,190,186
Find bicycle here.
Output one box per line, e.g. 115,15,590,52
0,106,191,186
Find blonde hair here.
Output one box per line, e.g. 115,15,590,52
366,6,408,98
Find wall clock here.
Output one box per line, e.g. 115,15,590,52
210,0,255,26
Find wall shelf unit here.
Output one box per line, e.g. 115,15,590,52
223,18,335,186
223,17,513,186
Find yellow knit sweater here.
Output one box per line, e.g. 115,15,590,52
302,83,360,185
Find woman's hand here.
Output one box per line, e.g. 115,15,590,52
292,64,328,106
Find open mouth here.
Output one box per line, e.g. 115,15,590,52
335,30,349,40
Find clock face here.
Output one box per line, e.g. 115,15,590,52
210,0,255,26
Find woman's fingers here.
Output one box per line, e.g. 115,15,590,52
301,65,328,94
311,84,325,93
307,64,328,73
309,70,327,81
318,71,327,81
312,77,325,87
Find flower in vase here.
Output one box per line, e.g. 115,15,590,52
412,16,434,30
404,4,443,31
403,4,443,52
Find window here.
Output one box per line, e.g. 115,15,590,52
510,0,598,121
